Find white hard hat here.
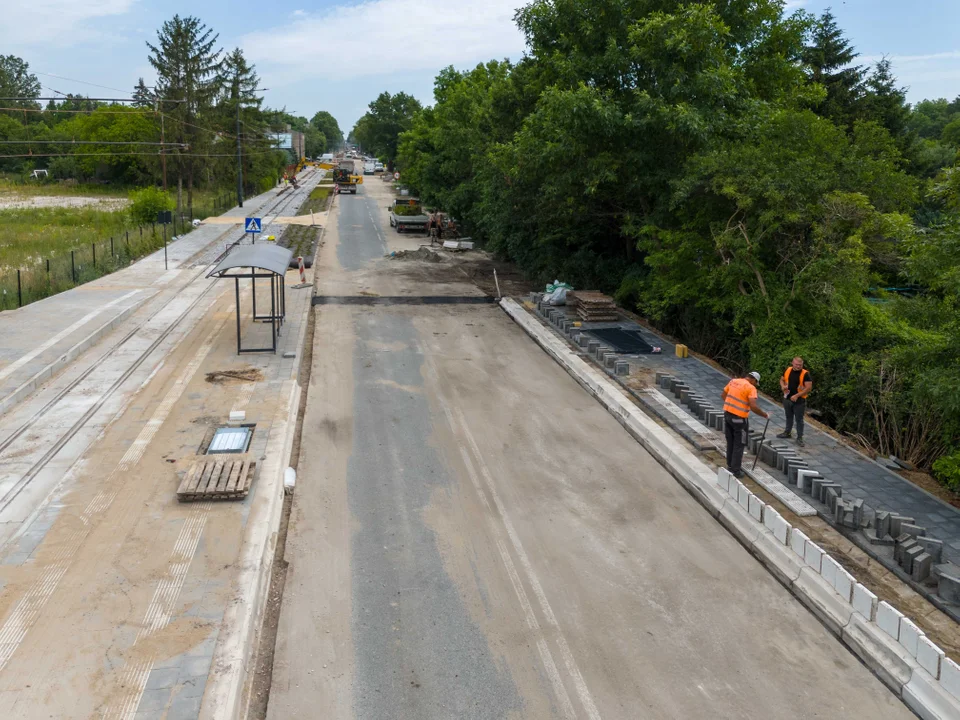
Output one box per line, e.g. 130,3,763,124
747,371,761,382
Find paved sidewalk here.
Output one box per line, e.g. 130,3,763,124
542,307,960,568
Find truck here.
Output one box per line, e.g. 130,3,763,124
333,160,358,194
389,198,430,233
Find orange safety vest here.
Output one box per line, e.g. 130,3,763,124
723,378,756,418
783,367,809,388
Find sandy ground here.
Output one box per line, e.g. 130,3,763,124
0,195,129,211
263,173,914,719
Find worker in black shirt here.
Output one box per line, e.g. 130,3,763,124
777,357,813,446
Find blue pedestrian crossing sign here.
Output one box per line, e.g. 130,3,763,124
244,217,262,233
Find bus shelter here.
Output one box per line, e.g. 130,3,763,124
207,244,293,354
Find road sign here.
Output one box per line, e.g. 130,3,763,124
157,210,172,224
394,172,400,180
244,217,262,233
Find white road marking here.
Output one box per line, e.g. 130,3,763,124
452,405,604,720
0,317,225,691
455,440,576,720
0,289,141,383
423,347,601,719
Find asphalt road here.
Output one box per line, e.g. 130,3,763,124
265,175,914,719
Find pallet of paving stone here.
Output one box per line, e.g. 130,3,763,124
574,292,619,322
176,453,256,502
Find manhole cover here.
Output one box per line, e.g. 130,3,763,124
587,327,654,354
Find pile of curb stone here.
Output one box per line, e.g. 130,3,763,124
653,369,960,609
503,297,960,719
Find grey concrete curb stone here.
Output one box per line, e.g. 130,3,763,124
500,298,960,719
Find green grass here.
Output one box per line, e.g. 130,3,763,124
0,206,137,270
0,179,243,310
297,186,332,216
0,189,234,311
0,173,130,198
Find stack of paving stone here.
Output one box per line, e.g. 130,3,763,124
655,372,725,431
636,370,960,613
570,292,618,322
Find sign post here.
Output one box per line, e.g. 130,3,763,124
244,217,262,244
157,210,173,269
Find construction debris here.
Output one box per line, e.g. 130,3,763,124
205,368,264,384
389,247,443,262
569,291,618,322
442,240,474,250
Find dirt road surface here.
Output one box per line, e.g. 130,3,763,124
264,174,913,718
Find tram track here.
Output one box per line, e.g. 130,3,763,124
0,169,322,519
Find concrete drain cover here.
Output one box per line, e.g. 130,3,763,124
586,327,654,354
207,426,252,454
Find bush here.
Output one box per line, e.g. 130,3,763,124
128,186,173,226
48,157,78,180
933,452,960,492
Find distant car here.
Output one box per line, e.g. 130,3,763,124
374,162,384,173
363,162,375,175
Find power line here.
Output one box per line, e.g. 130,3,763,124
0,107,153,114
0,97,184,103
0,148,284,159
35,71,129,94
0,140,186,146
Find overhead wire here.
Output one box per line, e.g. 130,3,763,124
0,148,286,159
4,70,291,167
34,71,129,95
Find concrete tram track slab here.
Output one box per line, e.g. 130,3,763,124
0,169,321,417
0,169,322,718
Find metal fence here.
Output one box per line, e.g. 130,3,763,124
0,192,236,311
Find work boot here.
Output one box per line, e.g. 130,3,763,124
797,437,805,447
731,469,744,479
776,431,791,439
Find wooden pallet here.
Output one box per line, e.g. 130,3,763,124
177,453,255,502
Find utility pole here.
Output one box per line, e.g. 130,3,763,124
156,100,168,192
236,78,243,208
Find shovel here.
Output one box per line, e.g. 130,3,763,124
752,417,770,471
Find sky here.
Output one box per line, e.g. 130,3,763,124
4,0,959,136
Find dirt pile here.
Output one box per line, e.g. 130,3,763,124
390,247,443,263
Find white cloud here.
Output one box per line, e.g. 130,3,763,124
861,50,960,65
4,0,135,47
858,50,960,101
241,0,526,82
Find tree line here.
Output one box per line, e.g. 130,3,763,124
0,15,344,212
360,1,960,488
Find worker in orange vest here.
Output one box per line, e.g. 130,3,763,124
721,371,770,478
777,357,813,447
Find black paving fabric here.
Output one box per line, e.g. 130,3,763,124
587,327,654,354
